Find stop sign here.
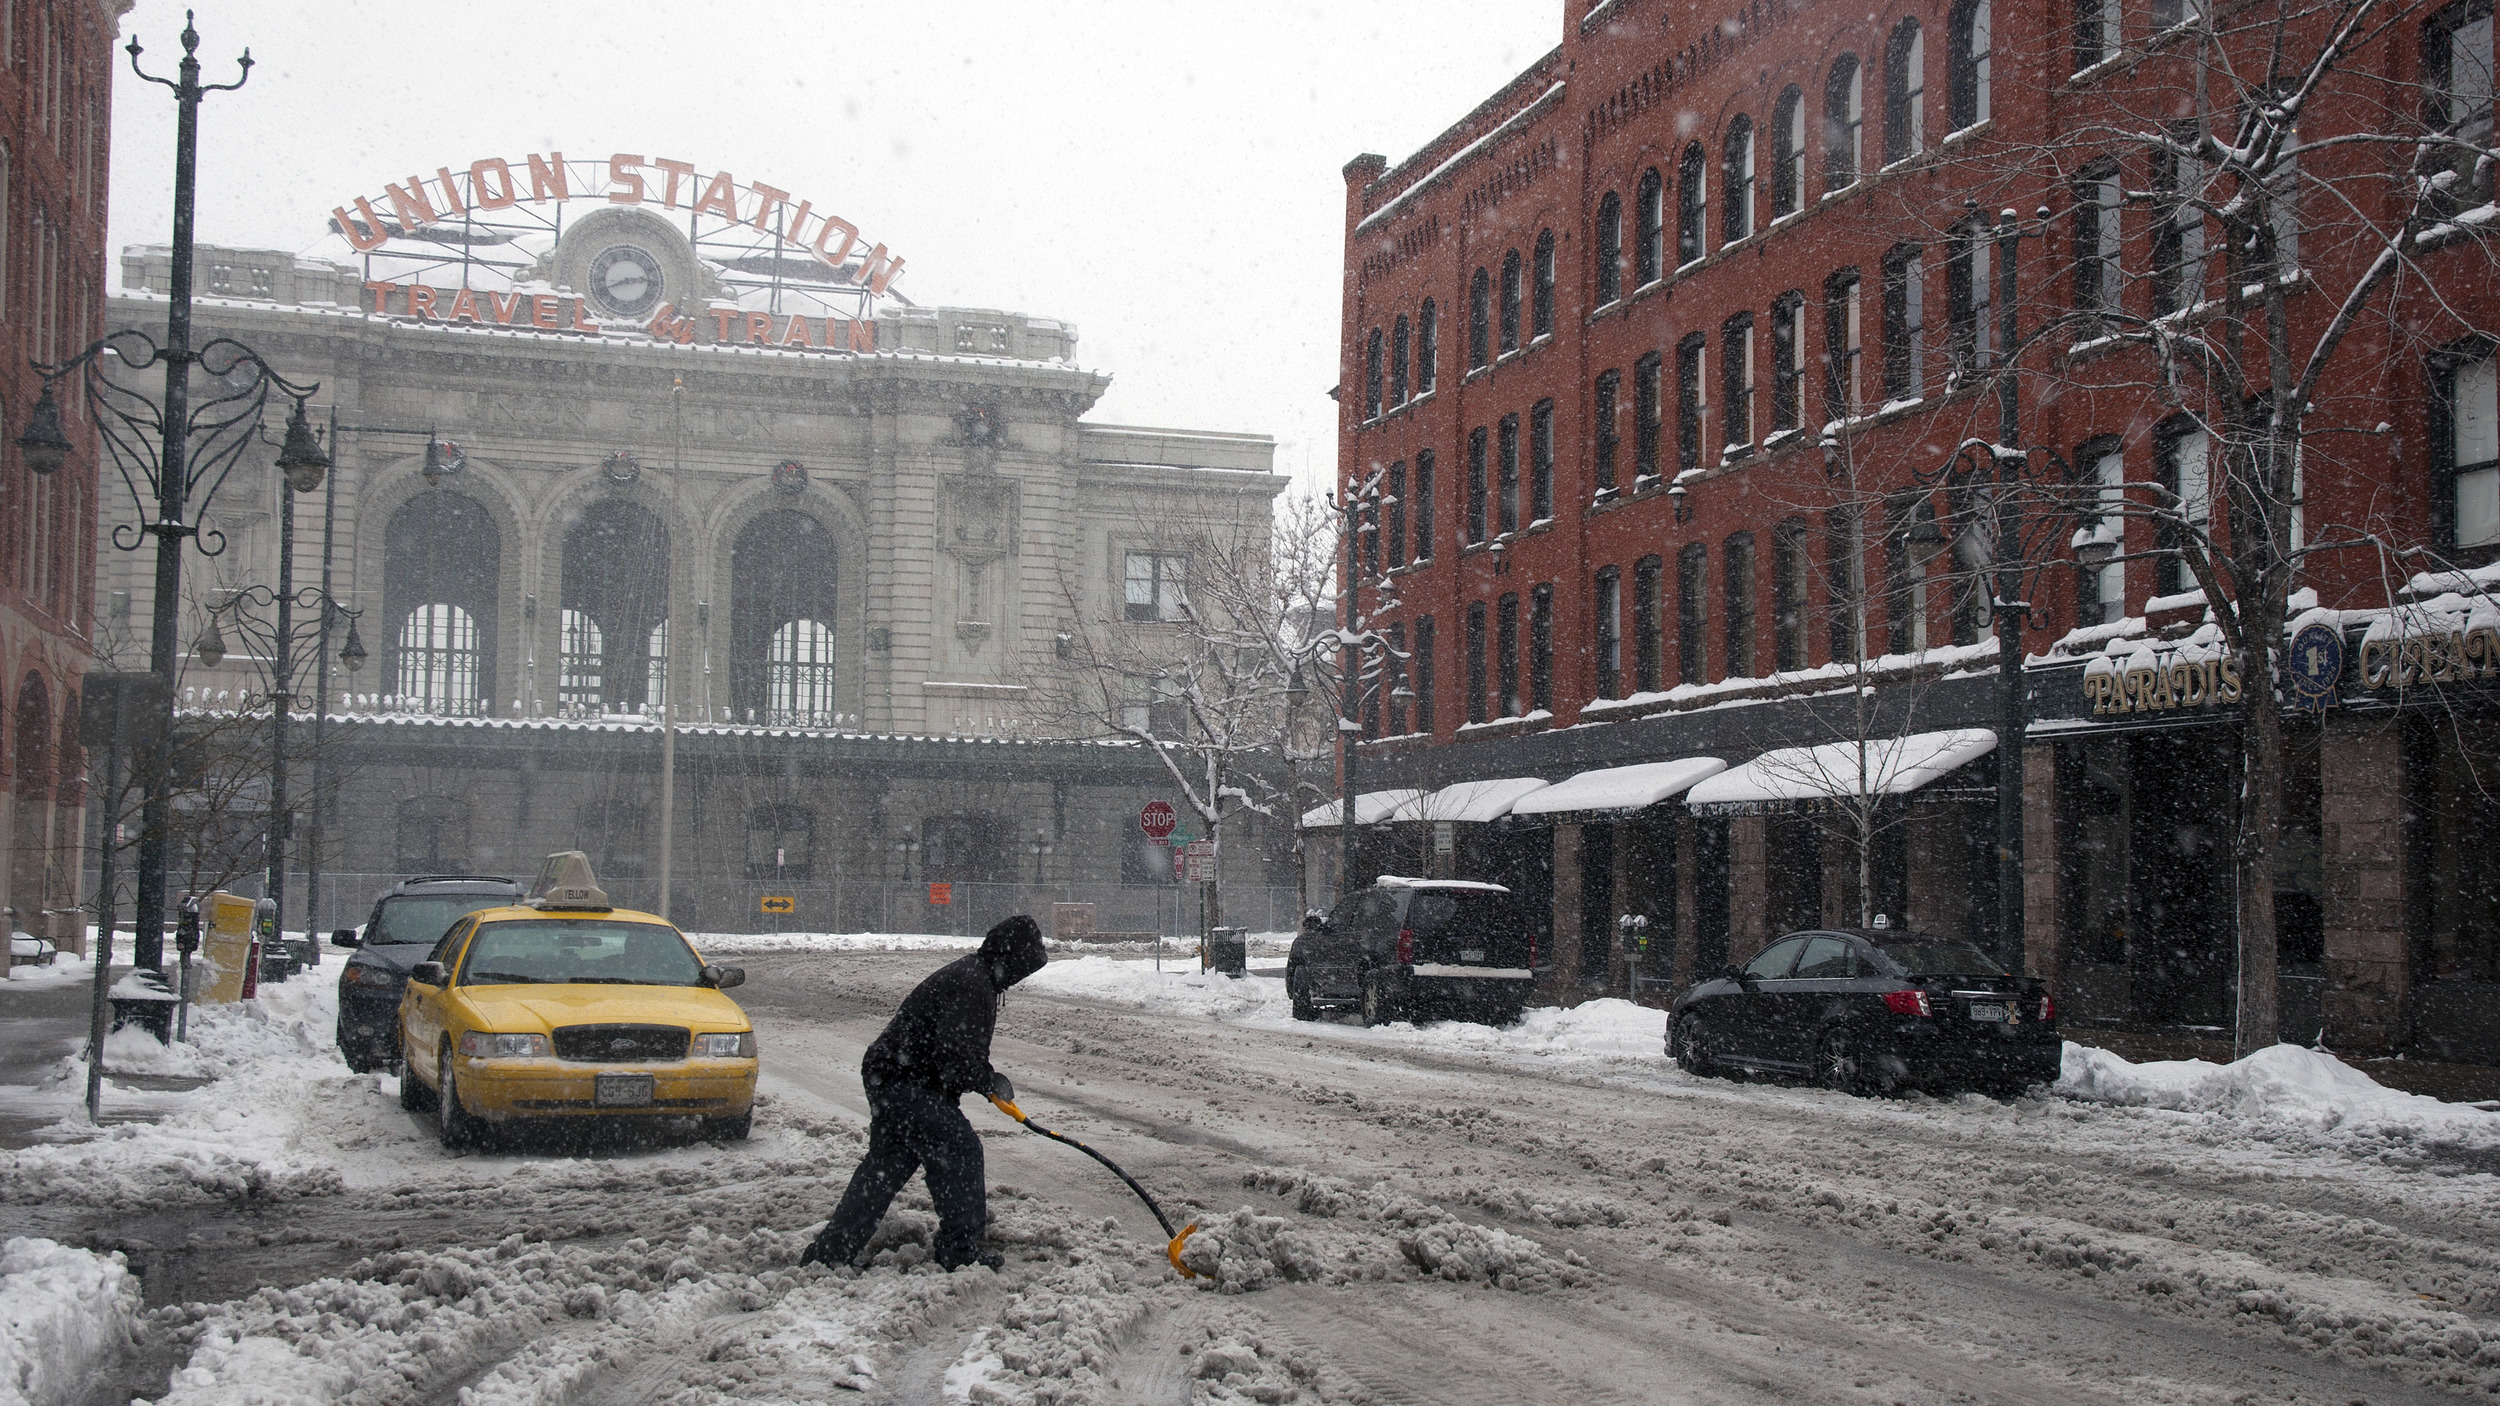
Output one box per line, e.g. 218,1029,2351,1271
1139,801,1177,840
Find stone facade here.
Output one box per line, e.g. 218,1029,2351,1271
93,212,1287,930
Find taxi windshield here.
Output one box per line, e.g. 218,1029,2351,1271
457,919,702,987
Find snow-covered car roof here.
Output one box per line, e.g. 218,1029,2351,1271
1371,876,1510,893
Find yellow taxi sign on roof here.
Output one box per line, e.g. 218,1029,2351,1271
528,851,612,912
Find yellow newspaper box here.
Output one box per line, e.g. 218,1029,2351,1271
197,891,258,1004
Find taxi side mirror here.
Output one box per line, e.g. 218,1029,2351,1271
331,928,361,948
409,960,447,987
701,964,746,990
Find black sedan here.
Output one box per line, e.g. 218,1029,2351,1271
333,875,525,1072
1666,927,2060,1095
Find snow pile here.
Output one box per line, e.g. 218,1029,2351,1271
1022,955,1285,1024
1234,1168,1592,1294
0,1237,138,1406
0,978,357,1208
1175,1209,1326,1292
3,951,94,990
2055,1042,2500,1140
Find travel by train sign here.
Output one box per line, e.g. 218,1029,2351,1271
327,150,906,295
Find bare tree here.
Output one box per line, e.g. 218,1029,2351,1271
1023,498,1338,935
1976,0,2498,1054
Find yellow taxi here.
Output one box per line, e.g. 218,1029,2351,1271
395,852,759,1147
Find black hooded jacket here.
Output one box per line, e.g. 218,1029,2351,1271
860,915,1049,1099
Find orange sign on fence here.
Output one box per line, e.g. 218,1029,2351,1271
927,882,952,906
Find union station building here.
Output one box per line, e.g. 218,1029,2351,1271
93,154,1293,936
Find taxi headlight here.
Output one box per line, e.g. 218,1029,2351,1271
693,1031,757,1059
458,1031,551,1059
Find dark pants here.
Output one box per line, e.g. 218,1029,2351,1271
810,1083,988,1268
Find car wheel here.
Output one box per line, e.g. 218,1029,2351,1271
338,1025,375,1075
1359,971,1403,1027
398,1037,436,1112
1817,1029,1865,1095
436,1040,479,1150
1288,970,1318,1021
701,1112,754,1142
1672,1018,1716,1077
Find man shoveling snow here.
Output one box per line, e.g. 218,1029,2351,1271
801,914,1049,1273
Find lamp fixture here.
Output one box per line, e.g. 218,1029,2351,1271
14,383,70,475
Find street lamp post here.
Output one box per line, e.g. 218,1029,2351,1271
11,15,315,970
1914,203,2091,977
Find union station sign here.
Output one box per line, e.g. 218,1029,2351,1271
328,150,905,294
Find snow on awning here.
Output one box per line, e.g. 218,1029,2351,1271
1684,729,1996,816
1301,789,1428,830
1411,776,1552,824
1509,757,1729,820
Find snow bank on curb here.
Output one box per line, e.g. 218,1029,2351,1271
692,931,982,955
2056,1041,2500,1140
1022,955,1284,1022
3,953,97,992
0,978,358,1207
0,1237,137,1406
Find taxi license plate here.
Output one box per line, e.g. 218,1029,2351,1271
1967,1001,2011,1023
1459,949,1486,963
594,1073,655,1107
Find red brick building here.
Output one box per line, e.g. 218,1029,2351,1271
1332,0,2498,1059
2,0,116,944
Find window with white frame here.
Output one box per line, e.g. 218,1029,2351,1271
1596,192,1624,304
1417,298,1439,393
646,620,669,710
1826,270,1864,419
2073,163,2123,325
2073,0,2116,71
1721,313,1756,454
1949,0,1991,130
2088,441,2128,622
1636,168,1664,285
398,603,482,715
1949,219,1993,384
2443,350,2500,549
2153,131,2207,316
1825,55,1863,192
1678,143,1709,266
1722,117,1757,243
558,608,605,709
1882,246,1925,401
2158,423,2213,594
1677,333,1708,474
1884,20,1925,165
1771,292,1805,434
1123,551,1187,621
1773,87,1806,218
2429,1,2494,206
765,618,838,722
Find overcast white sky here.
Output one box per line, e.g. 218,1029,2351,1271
105,2,1560,495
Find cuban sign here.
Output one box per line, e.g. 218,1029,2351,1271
759,896,795,915
1139,802,1177,841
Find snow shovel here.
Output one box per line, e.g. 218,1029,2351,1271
988,1095,1200,1278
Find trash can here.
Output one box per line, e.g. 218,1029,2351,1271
107,970,179,1044
1207,926,1247,978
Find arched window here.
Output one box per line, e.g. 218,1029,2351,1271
1884,20,1925,165
1772,87,1806,218
558,608,605,709
1677,143,1709,266
732,509,841,722
559,497,668,713
396,603,480,715
1531,230,1556,338
766,619,838,724
1499,249,1522,353
1390,314,1410,404
1595,192,1623,304
1949,0,1991,131
1468,267,1492,368
383,490,499,715
1364,327,1383,417
14,673,51,803
1825,55,1863,191
1722,116,1757,243
646,620,669,710
1417,299,1438,393
1635,168,1664,285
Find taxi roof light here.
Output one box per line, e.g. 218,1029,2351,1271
527,851,613,912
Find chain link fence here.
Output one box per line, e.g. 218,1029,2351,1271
253,872,1308,942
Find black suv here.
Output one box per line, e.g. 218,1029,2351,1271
1289,878,1540,1026
1667,927,2061,1095
332,875,525,1072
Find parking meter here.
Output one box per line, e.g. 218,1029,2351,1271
175,894,202,1042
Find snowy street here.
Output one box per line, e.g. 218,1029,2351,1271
3,946,2498,1405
